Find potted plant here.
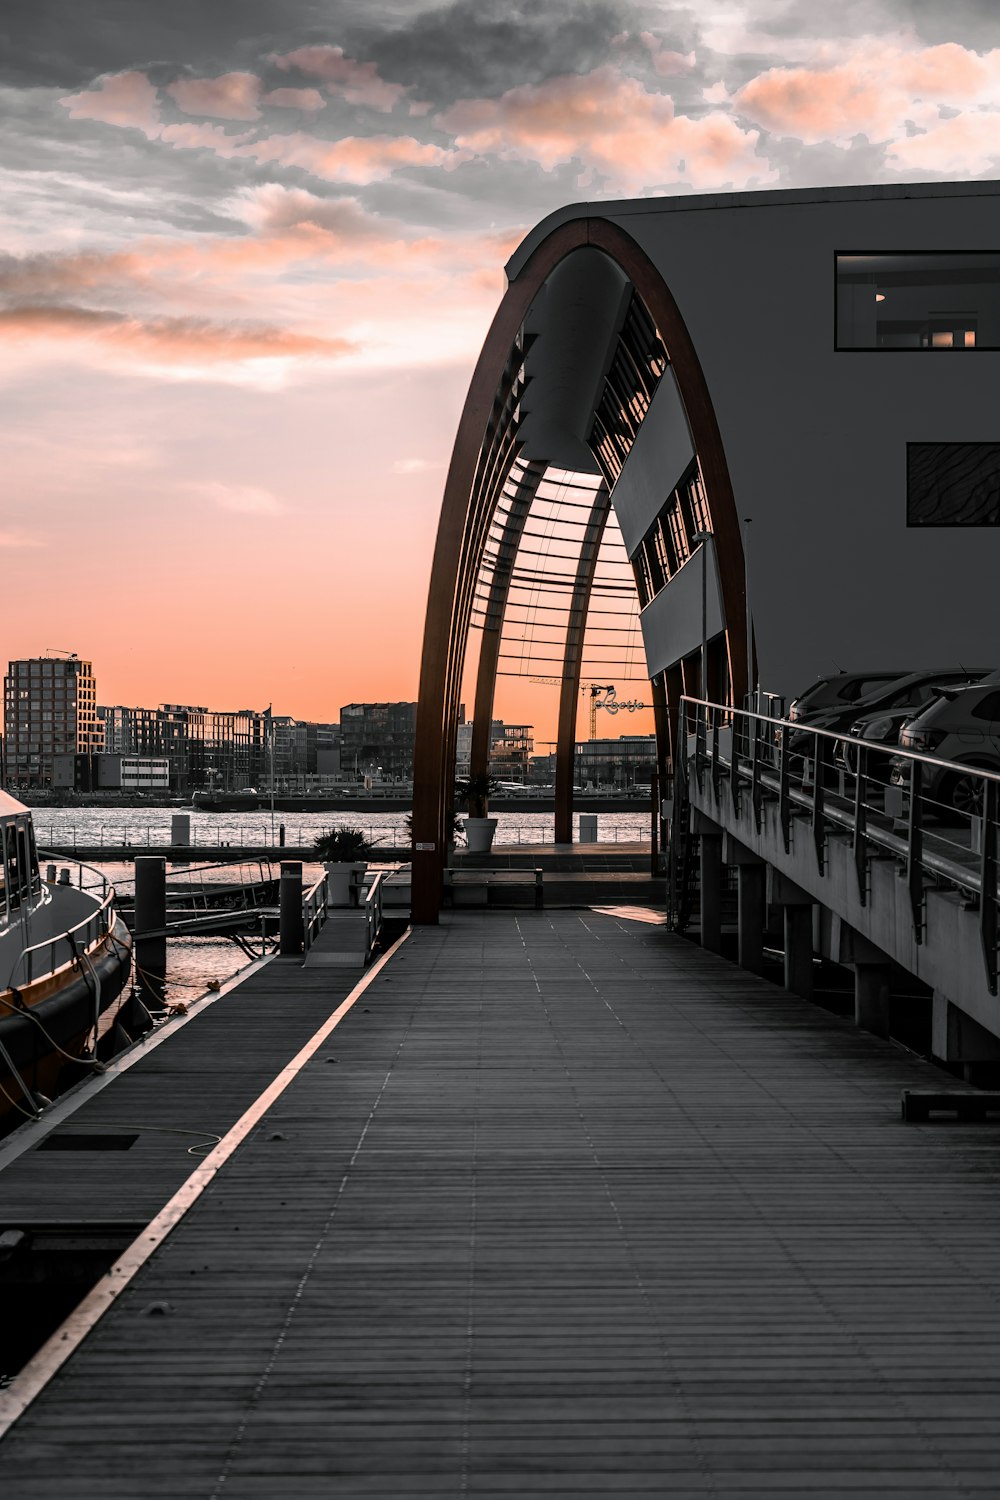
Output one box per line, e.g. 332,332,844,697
455,773,500,855
312,825,374,906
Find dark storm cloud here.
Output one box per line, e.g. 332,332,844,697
354,0,696,103
0,0,328,87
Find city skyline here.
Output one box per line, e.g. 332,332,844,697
4,1,1000,739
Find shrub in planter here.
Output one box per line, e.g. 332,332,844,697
312,825,374,862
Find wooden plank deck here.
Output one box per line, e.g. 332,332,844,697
4,909,1000,1494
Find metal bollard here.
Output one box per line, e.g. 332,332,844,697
279,862,304,955
135,855,167,1006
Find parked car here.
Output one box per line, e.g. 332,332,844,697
788,669,993,770
837,669,998,779
787,670,912,724
890,681,1000,816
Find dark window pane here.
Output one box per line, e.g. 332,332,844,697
907,442,1000,526
971,691,1000,721
836,252,1000,350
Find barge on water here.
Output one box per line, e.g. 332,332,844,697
0,791,133,1131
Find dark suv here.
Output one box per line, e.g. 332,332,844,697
788,669,992,771
836,669,996,779
787,670,911,724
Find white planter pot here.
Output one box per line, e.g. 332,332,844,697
463,817,498,854
324,861,368,906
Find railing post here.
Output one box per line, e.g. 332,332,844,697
751,715,762,833
812,730,825,873
711,705,722,800
907,759,924,943
729,709,740,815
980,777,998,995
778,726,790,853
852,743,869,905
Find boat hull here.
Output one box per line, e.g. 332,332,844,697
0,918,133,1129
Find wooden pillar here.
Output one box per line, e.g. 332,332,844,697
470,462,545,781
554,486,610,844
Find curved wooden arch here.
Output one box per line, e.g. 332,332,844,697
411,216,747,923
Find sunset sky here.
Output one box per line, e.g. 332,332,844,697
4,0,1000,731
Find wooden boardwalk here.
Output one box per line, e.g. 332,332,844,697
4,910,1000,1494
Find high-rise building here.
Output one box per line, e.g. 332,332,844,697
3,654,103,787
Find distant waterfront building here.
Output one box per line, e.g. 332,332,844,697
456,719,534,781
3,654,103,788
97,702,267,792
489,723,533,781
52,751,170,793
340,702,418,782
265,716,341,788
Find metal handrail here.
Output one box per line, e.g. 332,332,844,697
302,873,328,955
680,695,1000,783
5,873,118,990
680,695,1000,993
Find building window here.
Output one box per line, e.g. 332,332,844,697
589,291,667,485
907,442,1000,526
836,252,1000,349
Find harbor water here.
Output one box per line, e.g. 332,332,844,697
33,806,654,1000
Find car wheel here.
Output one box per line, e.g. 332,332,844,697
944,768,987,818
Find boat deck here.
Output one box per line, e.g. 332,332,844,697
4,909,1000,1494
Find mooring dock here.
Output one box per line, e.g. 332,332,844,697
4,909,1000,1494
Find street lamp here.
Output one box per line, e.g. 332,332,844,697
691,529,714,702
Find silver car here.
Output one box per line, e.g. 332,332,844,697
890,681,1000,815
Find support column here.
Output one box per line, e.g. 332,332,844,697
783,906,813,999
737,866,766,975
768,868,813,999
724,834,765,975
698,827,723,954
854,964,891,1038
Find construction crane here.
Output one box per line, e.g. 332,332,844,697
529,678,616,740
530,678,654,739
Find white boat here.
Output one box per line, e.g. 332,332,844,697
0,790,133,1130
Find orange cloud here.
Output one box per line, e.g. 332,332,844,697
733,43,1000,147
166,72,262,121
240,130,465,184
263,87,326,112
272,45,406,112
60,71,160,135
0,304,355,365
439,67,774,192
888,111,1000,174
